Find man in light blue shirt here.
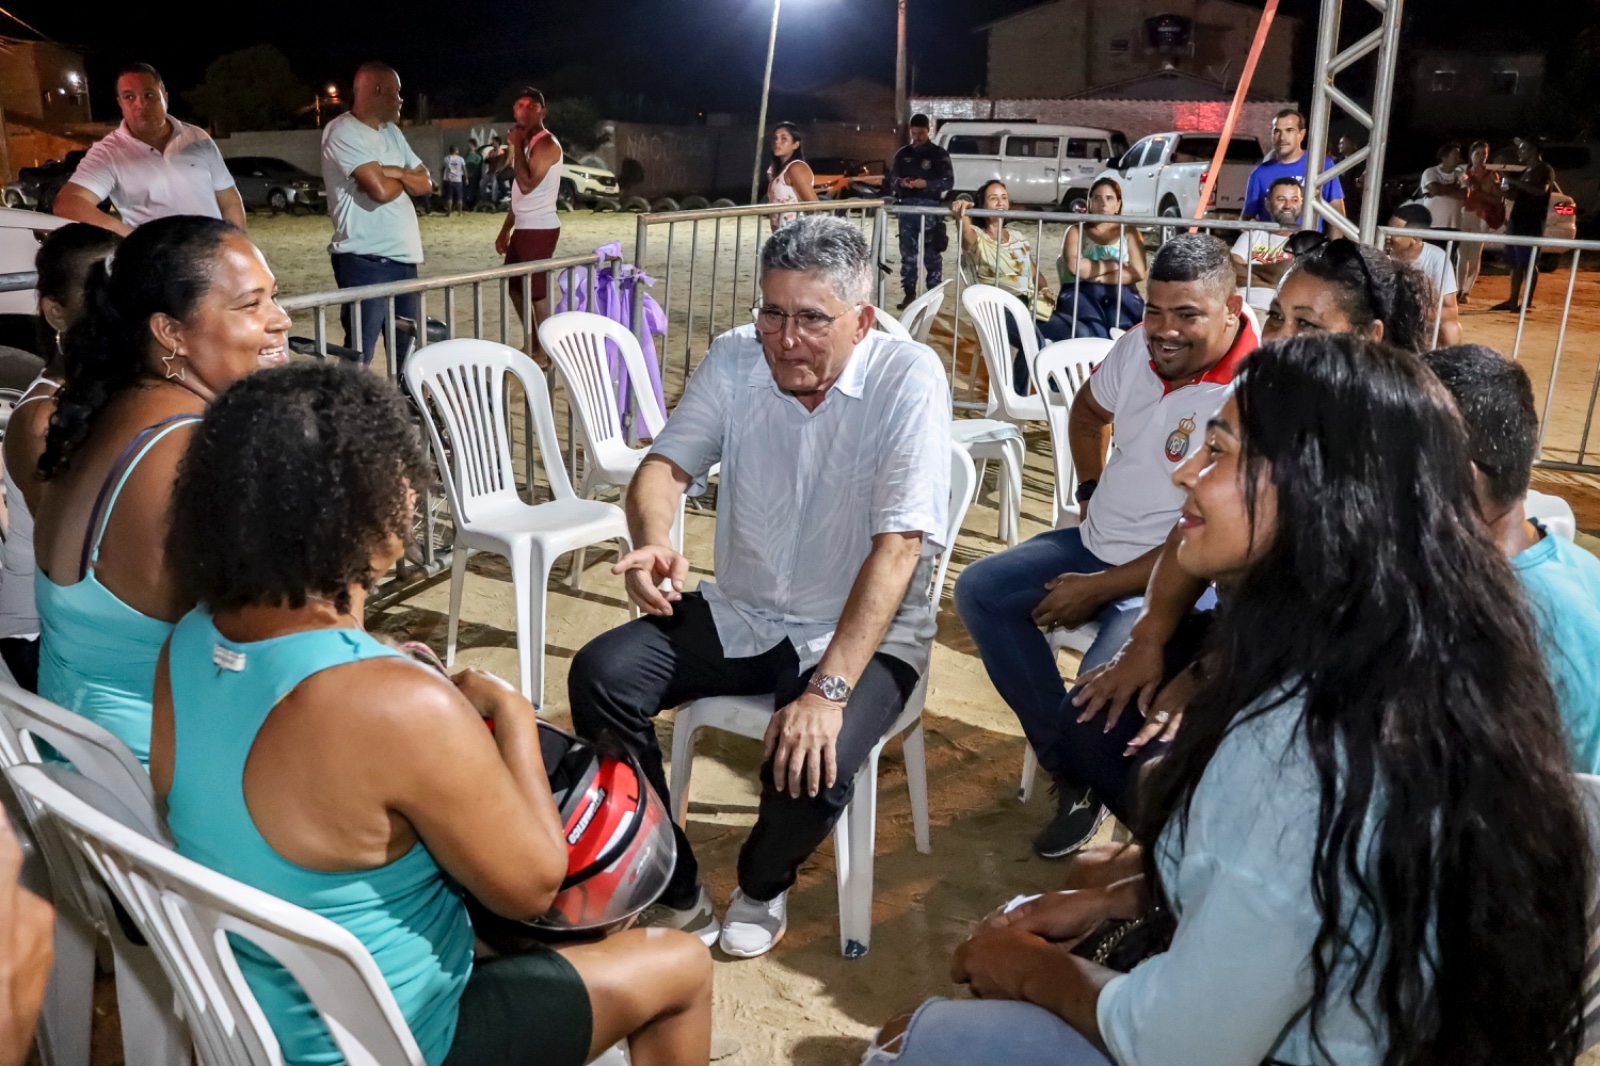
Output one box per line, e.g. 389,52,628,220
1426,345,1600,772
1242,109,1346,228
320,61,432,369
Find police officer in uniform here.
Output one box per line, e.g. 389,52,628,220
888,114,954,309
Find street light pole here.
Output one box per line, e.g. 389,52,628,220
894,0,907,142
750,0,783,204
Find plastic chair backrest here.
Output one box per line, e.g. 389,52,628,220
0,683,167,934
870,308,914,341
7,764,428,1066
960,284,1040,417
1034,338,1112,524
1527,489,1578,542
899,280,952,345
405,339,576,528
933,443,979,601
538,312,668,460
1238,285,1276,313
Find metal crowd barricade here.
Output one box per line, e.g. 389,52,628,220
1375,225,1600,475
630,199,888,397
278,251,618,603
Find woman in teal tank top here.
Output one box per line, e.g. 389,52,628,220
150,364,713,1066
33,215,291,765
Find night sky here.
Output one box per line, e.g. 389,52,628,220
5,0,1590,124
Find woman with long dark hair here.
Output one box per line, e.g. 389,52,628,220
1042,177,1146,341
1263,238,1433,351
765,121,815,229
0,224,120,690
33,215,289,763
868,334,1591,1066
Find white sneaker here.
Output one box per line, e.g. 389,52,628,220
636,884,721,946
718,888,787,958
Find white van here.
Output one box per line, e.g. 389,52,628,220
934,122,1127,209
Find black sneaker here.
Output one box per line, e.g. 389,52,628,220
1033,780,1108,859
896,292,915,311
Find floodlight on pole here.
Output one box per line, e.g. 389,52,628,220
750,0,783,205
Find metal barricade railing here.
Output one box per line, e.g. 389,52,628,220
1374,225,1600,475
630,199,889,399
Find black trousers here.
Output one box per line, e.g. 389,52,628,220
568,592,918,905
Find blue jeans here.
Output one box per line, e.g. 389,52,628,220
1041,282,1145,341
864,998,1112,1066
954,526,1143,787
329,253,420,370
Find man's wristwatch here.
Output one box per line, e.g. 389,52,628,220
807,673,853,704
1075,478,1099,504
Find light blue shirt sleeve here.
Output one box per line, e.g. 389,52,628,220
398,129,423,171
648,335,734,480
324,118,376,182
1243,164,1269,221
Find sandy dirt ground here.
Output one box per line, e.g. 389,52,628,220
75,209,1600,1066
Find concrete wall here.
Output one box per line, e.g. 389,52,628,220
598,122,898,200
1408,52,1544,137
214,121,516,179
912,95,1289,145
986,0,1297,101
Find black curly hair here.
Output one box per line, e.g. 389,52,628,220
1282,239,1433,352
33,223,121,365
40,215,237,481
167,361,428,616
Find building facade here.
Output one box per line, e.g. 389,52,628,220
1407,50,1544,138
981,0,1298,101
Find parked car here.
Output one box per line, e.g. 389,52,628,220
6,151,86,213
1094,132,1264,221
0,205,66,354
560,156,620,208
807,158,886,200
224,156,326,213
934,121,1126,209
1540,142,1599,226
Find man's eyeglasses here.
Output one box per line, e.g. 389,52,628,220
752,305,858,337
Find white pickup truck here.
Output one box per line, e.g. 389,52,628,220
1093,132,1265,221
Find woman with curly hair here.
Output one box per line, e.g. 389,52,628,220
0,223,120,690
151,362,713,1066
33,214,288,763
869,334,1591,1066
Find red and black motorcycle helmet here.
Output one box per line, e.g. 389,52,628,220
525,722,676,934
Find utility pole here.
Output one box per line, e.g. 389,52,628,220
894,0,908,142
750,0,783,204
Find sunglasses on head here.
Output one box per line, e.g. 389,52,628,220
1315,239,1390,324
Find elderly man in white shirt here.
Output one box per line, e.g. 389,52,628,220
54,63,245,235
569,215,951,960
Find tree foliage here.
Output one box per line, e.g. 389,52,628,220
184,45,309,134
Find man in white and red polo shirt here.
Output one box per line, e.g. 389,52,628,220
955,233,1256,857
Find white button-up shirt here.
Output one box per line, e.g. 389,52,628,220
70,117,234,228
650,324,951,672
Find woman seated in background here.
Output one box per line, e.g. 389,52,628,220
152,363,712,1066
866,333,1591,1066
0,224,120,691
1042,179,1145,341
33,215,288,763
1263,237,1433,352
952,180,1053,392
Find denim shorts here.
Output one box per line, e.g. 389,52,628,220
862,997,1113,1066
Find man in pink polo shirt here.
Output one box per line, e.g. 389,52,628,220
955,233,1257,858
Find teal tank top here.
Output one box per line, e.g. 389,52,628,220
164,610,473,1066
37,415,201,766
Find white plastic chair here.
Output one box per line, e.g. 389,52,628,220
0,683,186,1066
960,284,1048,425
870,307,914,340
539,311,681,578
406,339,632,707
667,443,978,958
1239,285,1276,313
899,280,952,345
1032,338,1115,529
1527,489,1578,542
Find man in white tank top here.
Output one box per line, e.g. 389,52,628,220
494,88,563,351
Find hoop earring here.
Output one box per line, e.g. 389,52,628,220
162,348,186,382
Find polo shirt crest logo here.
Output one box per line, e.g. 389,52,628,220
1165,415,1197,463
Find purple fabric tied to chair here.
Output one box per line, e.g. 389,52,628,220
556,242,668,437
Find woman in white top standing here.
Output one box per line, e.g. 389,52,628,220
766,122,816,230
494,87,564,357
0,224,120,690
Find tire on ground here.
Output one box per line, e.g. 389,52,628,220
710,198,736,209
680,195,711,211
593,197,622,213
651,197,680,213
623,196,652,213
